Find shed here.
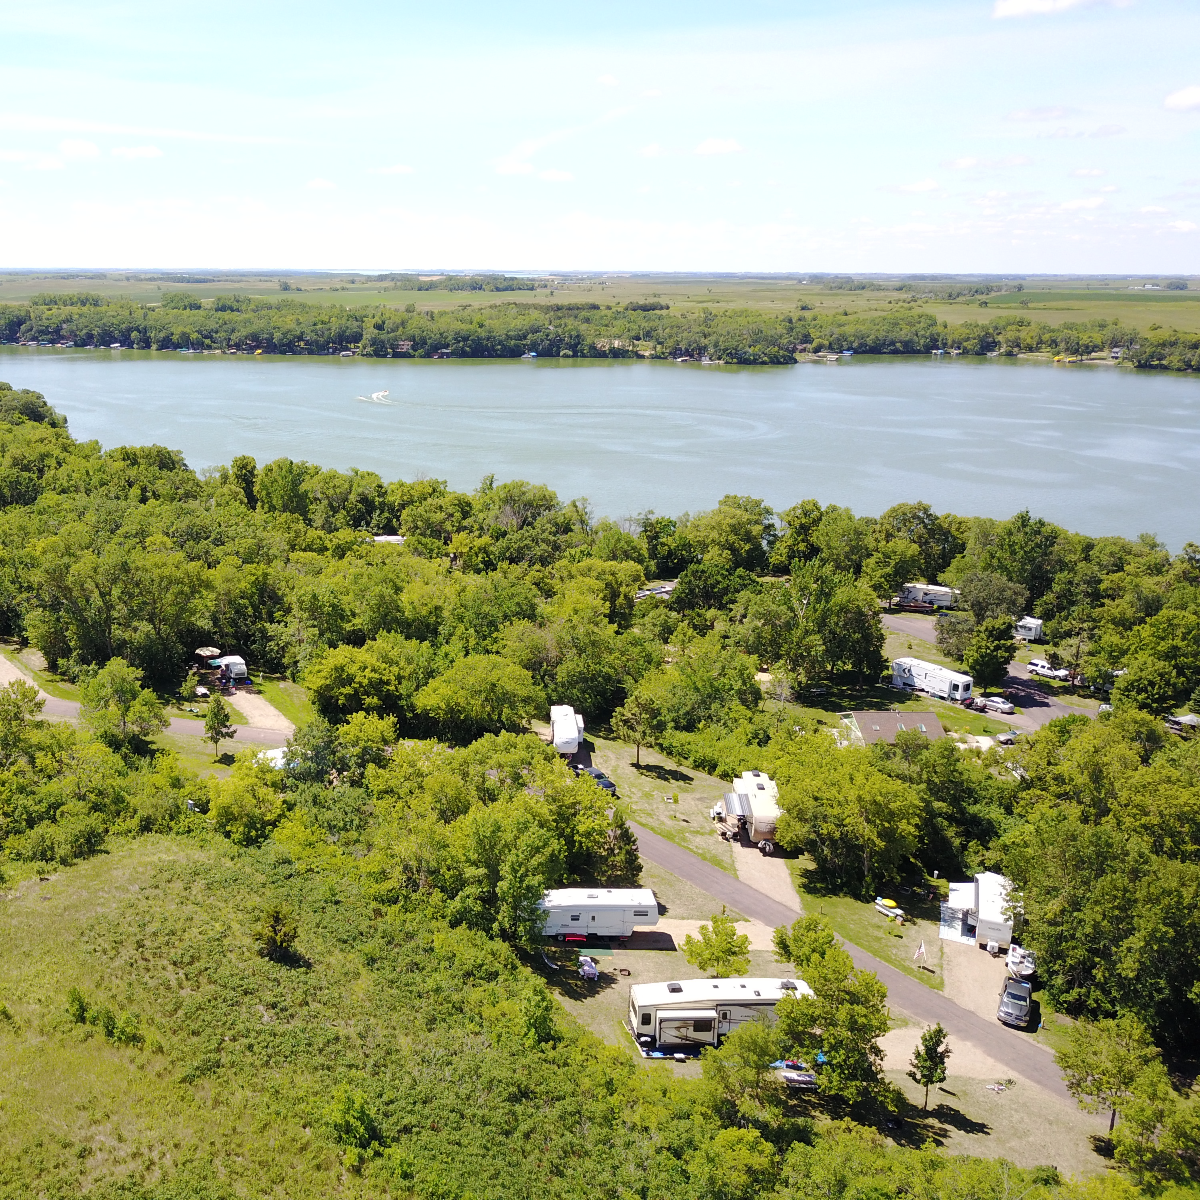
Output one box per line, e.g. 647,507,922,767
847,711,944,746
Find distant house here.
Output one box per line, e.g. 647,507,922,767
843,711,944,747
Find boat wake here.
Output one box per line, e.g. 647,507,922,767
355,390,393,404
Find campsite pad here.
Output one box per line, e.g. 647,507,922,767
585,948,614,957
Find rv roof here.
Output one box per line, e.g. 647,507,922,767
540,887,657,908
629,977,813,1007
974,871,1012,922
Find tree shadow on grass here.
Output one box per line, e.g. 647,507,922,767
868,1093,991,1148
632,763,694,784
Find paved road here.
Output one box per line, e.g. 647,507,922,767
881,612,1091,730
629,820,1073,1101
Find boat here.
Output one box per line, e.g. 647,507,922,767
874,896,905,920
1006,943,1036,978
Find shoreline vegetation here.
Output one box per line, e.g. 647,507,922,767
4,289,1200,371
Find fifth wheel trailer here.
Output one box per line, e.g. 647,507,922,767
539,888,659,941
711,770,781,854
628,977,815,1050
892,657,973,702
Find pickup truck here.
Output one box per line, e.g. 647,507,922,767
1028,659,1070,682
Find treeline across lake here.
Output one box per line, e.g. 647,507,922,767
3,292,1199,370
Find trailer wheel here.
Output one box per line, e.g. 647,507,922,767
758,840,775,856
557,935,564,942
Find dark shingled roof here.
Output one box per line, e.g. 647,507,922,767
851,711,945,745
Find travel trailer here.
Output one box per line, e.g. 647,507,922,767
549,705,585,756
892,657,973,702
628,977,814,1050
895,582,959,610
1014,616,1043,641
539,888,659,942
970,871,1021,950
711,770,780,855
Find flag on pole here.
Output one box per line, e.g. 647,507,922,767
914,941,927,962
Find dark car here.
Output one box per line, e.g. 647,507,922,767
575,765,617,795
997,977,1033,1027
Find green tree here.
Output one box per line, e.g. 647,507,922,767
79,657,167,746
699,1018,784,1125
255,901,299,962
611,691,666,765
686,1127,776,1200
907,1023,951,1109
773,913,839,972
860,540,922,602
414,655,541,741
0,678,44,768
204,693,237,760
957,570,1028,625
229,454,257,507
962,616,1016,693
934,610,975,662
1112,656,1179,716
1056,1014,1160,1133
683,907,751,977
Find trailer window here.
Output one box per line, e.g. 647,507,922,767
570,914,580,922
633,911,649,917
640,1013,651,1026
720,1011,729,1020
692,1019,714,1033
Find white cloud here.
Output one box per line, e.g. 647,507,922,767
1060,196,1104,209
1099,184,1118,192
994,0,1121,17
1168,220,1198,232
898,179,939,193
1164,85,1200,112
597,74,619,86
694,138,741,155
538,168,574,182
112,145,162,159
305,177,336,190
640,143,662,158
1140,205,1168,213
370,164,414,175
59,139,100,160
1072,167,1103,176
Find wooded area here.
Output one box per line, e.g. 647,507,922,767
1,383,1198,1196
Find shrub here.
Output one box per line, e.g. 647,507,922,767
255,901,299,962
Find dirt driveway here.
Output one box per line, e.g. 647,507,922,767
225,689,295,734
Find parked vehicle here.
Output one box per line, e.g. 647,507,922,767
895,582,960,609
774,1060,818,1090
996,730,1017,746
982,696,1015,714
1028,659,1070,682
575,765,617,794
892,657,973,702
540,887,659,942
711,770,780,855
629,977,814,1051
996,977,1033,1027
549,705,585,756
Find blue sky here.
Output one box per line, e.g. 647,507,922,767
0,0,1197,272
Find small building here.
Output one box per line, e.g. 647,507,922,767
845,711,945,747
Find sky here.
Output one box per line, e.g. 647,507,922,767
0,0,1197,273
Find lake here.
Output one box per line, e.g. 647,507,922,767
4,348,1199,548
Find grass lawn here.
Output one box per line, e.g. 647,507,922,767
586,734,737,873
257,675,315,729
164,695,248,725
786,857,946,991
150,731,238,777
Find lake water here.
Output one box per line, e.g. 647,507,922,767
4,348,1199,548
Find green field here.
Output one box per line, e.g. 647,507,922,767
2,270,1196,331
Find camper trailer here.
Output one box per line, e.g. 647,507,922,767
971,871,1020,950
628,977,814,1051
539,888,659,942
1014,616,1043,641
549,705,585,756
895,583,960,610
892,657,973,702
711,770,780,855
210,654,248,682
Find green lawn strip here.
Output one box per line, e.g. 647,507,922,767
256,675,315,729
0,643,80,701
883,629,959,671
786,859,945,991
164,696,249,725
151,731,239,777
587,734,737,874
769,690,1011,738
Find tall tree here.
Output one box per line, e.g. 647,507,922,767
204,693,237,760
907,1023,951,1109
683,908,751,977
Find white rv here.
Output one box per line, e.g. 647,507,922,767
892,657,973,702
549,705,585,756
1014,616,1043,641
210,654,248,682
711,770,780,855
539,887,659,941
896,583,959,609
628,977,814,1050
970,871,1021,950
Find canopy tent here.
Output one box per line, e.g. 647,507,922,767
194,646,220,658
